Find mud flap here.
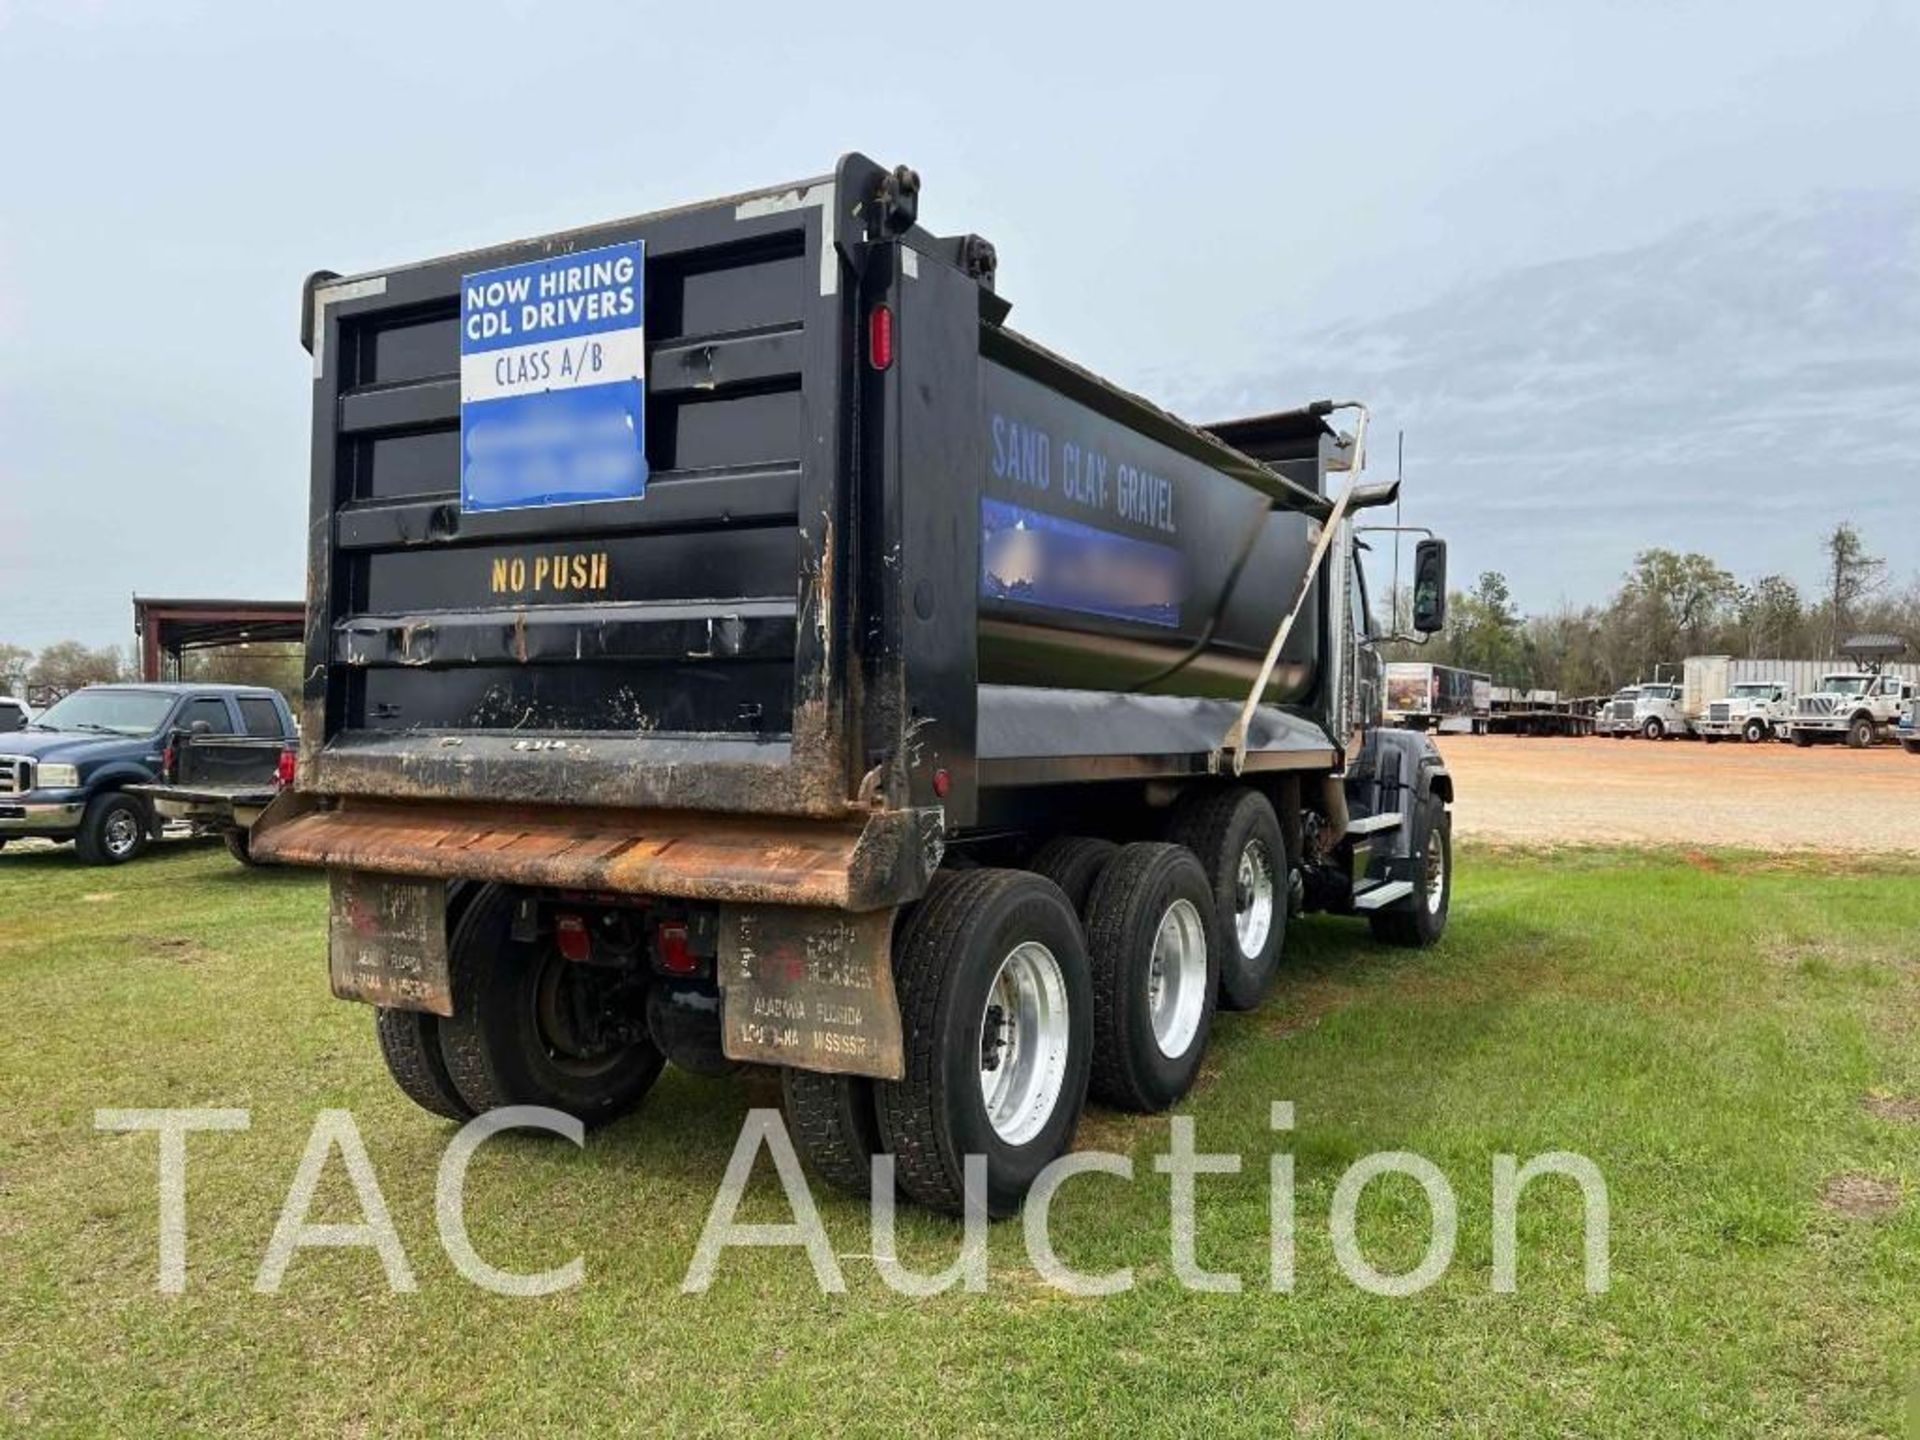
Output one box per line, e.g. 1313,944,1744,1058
328,870,452,1016
717,905,903,1080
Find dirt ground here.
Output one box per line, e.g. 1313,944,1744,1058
1433,733,1920,853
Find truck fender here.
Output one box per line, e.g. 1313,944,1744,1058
84,761,164,795
1350,728,1451,866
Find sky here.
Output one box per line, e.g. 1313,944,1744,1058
2,0,1917,650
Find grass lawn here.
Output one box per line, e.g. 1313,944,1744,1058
1,839,1917,1437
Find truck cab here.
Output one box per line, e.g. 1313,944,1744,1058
1789,672,1915,748
1597,685,1642,738
1697,680,1791,743
1632,681,1688,740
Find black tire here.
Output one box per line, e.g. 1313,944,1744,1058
1792,730,1813,748
437,884,664,1126
1702,734,1719,745
1083,843,1219,1113
1903,739,1920,756
1026,835,1118,916
1370,795,1452,948
74,791,150,865
1846,716,1874,750
1165,787,1286,1011
782,1068,884,1198
1641,717,1665,741
1743,719,1767,744
875,869,1092,1218
223,828,261,867
375,1007,474,1121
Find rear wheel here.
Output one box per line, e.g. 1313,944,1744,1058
1166,787,1286,1011
1846,716,1875,749
1084,843,1218,1113
223,829,261,867
1026,835,1118,917
1792,730,1814,748
437,884,663,1126
75,792,150,866
782,1068,884,1198
875,869,1092,1217
1370,795,1451,948
375,1007,473,1121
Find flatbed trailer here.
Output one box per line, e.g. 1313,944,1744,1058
1486,690,1597,737
255,153,1458,1215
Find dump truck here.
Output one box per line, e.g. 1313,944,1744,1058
254,153,1456,1217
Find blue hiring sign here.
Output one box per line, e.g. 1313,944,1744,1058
459,240,648,513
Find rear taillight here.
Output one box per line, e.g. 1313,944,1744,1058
868,302,893,370
657,922,696,975
554,913,592,964
161,743,175,778
274,749,296,787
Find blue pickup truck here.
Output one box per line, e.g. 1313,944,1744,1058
0,683,296,865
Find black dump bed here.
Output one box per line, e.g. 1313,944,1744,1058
291,153,1347,847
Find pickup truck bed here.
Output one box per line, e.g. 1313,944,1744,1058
129,733,293,863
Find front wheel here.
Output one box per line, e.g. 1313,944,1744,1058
75,792,151,866
1743,719,1767,743
1641,717,1665,741
875,869,1092,1217
1370,796,1452,948
1846,716,1875,749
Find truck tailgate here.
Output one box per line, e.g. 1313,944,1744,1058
248,794,939,911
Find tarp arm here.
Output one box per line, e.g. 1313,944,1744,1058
1212,402,1371,775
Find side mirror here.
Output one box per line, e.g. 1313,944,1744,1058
1411,539,1448,633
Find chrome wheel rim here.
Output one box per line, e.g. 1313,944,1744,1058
1233,839,1276,958
1424,826,1448,915
1147,899,1208,1058
979,941,1070,1146
104,809,140,858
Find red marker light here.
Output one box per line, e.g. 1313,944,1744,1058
657,922,696,975
274,748,296,787
554,913,592,964
931,767,951,798
868,303,893,370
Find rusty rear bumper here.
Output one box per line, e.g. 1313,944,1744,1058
248,792,943,912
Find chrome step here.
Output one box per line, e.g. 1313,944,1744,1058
1346,812,1401,836
1352,878,1415,911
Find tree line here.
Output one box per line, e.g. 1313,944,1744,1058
0,640,301,710
1384,521,1916,697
